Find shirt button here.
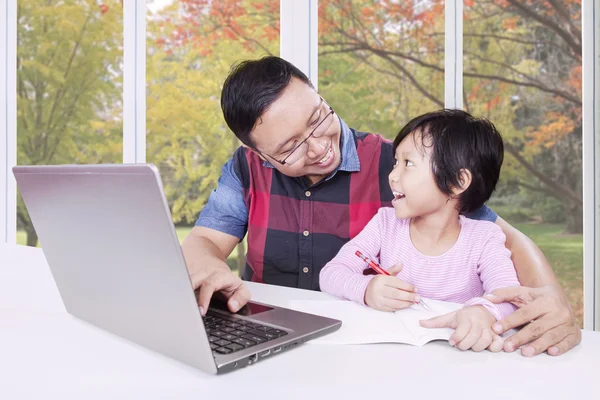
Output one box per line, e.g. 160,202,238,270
303,230,310,236
305,191,311,197
302,267,309,273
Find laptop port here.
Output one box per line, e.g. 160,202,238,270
259,349,270,357
273,346,282,353
249,353,258,363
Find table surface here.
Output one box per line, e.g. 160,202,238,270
1,243,599,400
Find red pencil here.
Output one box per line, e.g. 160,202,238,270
354,250,431,311
355,250,390,276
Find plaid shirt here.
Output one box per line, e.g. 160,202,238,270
196,118,497,290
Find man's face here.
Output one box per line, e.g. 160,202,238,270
248,78,342,184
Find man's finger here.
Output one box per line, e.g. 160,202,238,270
547,330,582,356
189,271,204,291
486,286,533,307
502,317,556,353
227,284,251,313
419,311,457,330
519,324,578,357
197,285,216,316
492,304,542,335
196,273,227,315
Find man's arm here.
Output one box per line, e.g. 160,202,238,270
495,216,558,287
492,216,581,356
182,226,251,315
183,153,251,315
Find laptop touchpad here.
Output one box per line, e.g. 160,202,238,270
209,299,273,316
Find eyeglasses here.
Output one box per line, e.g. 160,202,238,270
260,100,335,166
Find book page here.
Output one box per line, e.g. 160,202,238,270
288,298,463,346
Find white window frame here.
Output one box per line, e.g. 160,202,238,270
445,0,463,109
280,0,318,89
582,0,599,330
0,0,16,245
124,0,147,164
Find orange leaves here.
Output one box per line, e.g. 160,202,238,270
262,25,279,42
502,16,519,30
568,66,582,96
485,95,503,112
528,111,576,149
467,82,483,103
222,27,237,40
155,0,278,54
360,6,375,18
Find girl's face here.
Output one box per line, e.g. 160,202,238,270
388,130,451,220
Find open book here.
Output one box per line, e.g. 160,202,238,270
287,298,464,346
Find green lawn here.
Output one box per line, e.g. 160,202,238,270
17,221,584,326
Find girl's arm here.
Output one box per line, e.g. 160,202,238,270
464,224,521,321
319,209,386,305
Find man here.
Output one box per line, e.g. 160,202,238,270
182,56,580,357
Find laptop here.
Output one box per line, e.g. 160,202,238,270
13,164,341,374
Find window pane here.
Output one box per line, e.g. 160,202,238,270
16,0,124,247
464,1,583,326
319,0,445,136
146,0,279,273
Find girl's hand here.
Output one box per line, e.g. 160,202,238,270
420,306,504,352
364,263,420,312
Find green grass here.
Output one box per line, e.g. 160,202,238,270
17,221,584,326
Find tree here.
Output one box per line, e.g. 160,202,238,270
318,0,582,232
147,0,582,238
17,0,123,246
147,0,279,270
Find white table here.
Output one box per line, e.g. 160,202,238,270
1,243,599,400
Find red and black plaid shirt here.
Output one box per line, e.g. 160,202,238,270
234,129,394,290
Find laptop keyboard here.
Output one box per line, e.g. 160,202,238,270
204,312,288,355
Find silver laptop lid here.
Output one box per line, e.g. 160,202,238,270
13,164,217,374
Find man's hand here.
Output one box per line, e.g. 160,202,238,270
182,228,251,317
420,306,504,352
484,285,581,356
192,267,251,316
364,263,420,312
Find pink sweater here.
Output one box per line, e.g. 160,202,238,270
319,208,519,321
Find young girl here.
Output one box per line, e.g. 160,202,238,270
319,109,520,352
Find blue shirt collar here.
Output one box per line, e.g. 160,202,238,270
262,117,361,175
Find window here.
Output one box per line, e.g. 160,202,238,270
2,0,596,327
16,0,124,247
464,0,583,326
146,0,279,273
318,0,445,136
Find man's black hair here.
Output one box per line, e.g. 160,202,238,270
221,56,313,147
